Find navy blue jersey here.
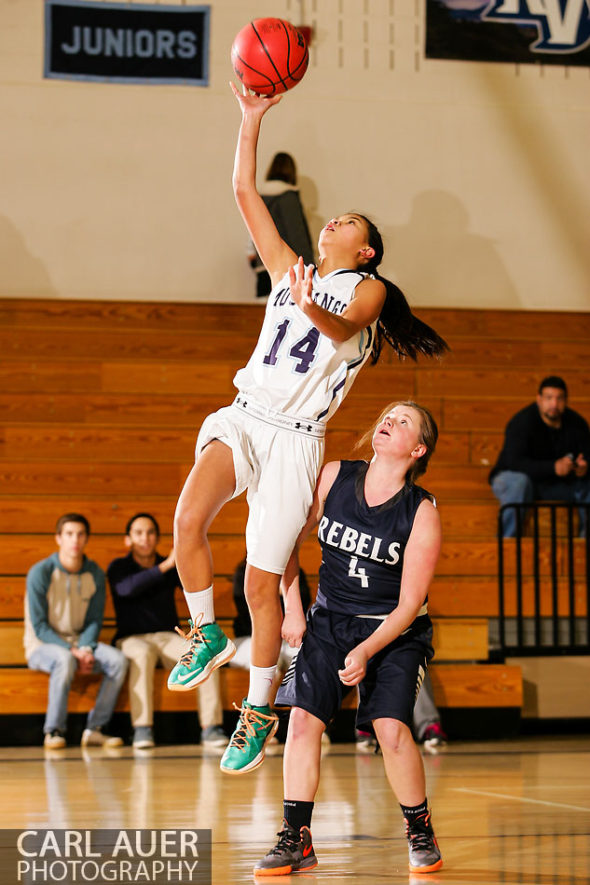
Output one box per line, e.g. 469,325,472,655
315,460,434,616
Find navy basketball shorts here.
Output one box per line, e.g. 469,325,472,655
276,606,434,733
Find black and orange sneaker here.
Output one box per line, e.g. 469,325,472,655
405,812,443,873
254,821,318,877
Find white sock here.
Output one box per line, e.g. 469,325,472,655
247,665,277,708
183,586,215,626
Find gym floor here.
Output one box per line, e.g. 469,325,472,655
0,736,588,884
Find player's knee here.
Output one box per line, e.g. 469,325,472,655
244,575,281,612
374,718,409,753
244,584,268,612
174,501,207,546
288,707,321,742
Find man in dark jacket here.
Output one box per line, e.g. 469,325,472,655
489,376,590,536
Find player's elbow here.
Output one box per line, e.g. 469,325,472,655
232,177,254,202
327,321,358,344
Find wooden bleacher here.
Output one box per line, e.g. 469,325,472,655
2,298,588,735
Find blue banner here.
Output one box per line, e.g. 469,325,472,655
426,1,590,66
45,1,210,85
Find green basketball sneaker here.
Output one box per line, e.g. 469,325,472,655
219,700,278,774
167,619,235,691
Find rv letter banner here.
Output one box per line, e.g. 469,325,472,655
425,0,590,67
45,0,210,85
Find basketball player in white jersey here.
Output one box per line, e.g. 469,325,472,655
167,85,448,775
254,401,443,875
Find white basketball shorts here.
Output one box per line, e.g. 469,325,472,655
195,396,325,575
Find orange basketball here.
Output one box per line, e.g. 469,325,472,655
231,18,309,96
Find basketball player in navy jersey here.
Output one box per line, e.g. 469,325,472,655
254,401,443,875
167,84,448,775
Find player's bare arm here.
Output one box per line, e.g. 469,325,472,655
230,83,297,284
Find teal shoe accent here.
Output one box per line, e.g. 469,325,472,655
220,699,278,774
167,619,235,692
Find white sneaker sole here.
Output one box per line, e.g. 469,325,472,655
219,718,279,775
167,640,236,692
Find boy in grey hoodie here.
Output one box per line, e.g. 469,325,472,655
25,513,128,749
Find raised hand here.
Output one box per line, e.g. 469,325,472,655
289,256,314,312
230,80,282,117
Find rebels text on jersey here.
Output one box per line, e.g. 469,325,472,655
233,266,376,423
315,460,434,616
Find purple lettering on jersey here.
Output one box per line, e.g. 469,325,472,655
289,328,320,374
273,288,293,308
263,318,290,366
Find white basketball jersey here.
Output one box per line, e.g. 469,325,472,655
233,266,376,423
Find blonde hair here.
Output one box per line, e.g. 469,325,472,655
355,400,438,483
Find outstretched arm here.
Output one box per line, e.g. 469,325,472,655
230,83,297,287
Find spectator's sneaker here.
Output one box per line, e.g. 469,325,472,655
167,619,235,691
201,725,229,749
219,700,278,774
422,722,447,755
81,728,124,748
133,726,155,749
254,821,317,876
355,728,380,754
406,812,443,873
44,730,66,749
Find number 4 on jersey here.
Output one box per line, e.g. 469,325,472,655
348,556,368,588
263,319,319,374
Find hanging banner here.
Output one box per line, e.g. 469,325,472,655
44,0,210,85
425,0,590,67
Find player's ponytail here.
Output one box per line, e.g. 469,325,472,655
371,277,449,364
357,215,449,364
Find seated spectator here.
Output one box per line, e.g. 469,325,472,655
25,513,127,750
489,376,590,537
412,669,447,755
107,513,228,750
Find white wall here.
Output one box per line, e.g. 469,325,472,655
1,0,589,308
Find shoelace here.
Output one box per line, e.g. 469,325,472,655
228,702,276,752
175,614,208,666
405,814,435,850
268,827,300,856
